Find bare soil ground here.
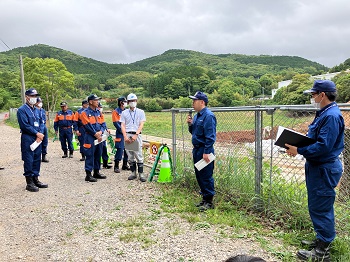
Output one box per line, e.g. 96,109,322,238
0,116,280,262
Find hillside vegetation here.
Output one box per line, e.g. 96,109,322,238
1,43,349,111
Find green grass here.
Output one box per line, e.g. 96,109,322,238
104,110,314,138
166,152,350,261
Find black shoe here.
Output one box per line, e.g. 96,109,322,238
122,164,130,170
80,157,85,161
297,239,331,262
103,165,112,169
69,151,73,158
85,175,97,182
301,239,317,249
93,170,106,179
195,200,205,207
114,166,121,173
42,155,49,163
25,176,39,192
199,202,214,212
26,183,39,192
62,152,68,158
33,177,48,188
85,171,97,182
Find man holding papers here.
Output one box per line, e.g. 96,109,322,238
285,80,344,262
121,93,147,182
187,91,217,211
17,88,48,192
80,94,108,182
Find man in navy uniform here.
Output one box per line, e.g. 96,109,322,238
73,99,89,161
80,94,108,182
54,102,75,158
17,88,48,192
98,102,112,169
35,97,49,163
286,80,344,262
187,91,216,211
112,96,129,173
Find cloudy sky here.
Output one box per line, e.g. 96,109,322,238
1,0,349,67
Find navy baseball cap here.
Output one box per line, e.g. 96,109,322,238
189,91,208,103
304,80,336,94
25,88,40,96
37,97,42,102
60,102,67,106
82,100,88,105
88,94,101,101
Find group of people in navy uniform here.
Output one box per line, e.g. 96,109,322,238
18,89,147,189
17,81,344,262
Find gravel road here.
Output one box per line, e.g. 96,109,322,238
0,117,280,262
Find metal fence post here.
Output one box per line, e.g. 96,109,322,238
254,108,263,211
171,109,177,176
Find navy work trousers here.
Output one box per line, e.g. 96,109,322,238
305,159,343,243
192,147,215,199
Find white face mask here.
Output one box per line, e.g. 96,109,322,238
29,97,37,105
123,102,128,107
37,102,43,108
310,93,322,109
129,102,137,108
99,108,103,113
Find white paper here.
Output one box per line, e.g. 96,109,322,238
30,140,42,151
94,130,108,145
194,153,216,171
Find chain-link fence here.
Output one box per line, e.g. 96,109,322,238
170,105,350,237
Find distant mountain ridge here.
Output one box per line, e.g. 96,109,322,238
0,44,328,78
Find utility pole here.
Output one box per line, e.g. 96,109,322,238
19,55,26,104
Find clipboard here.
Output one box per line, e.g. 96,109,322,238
125,139,141,151
274,126,315,149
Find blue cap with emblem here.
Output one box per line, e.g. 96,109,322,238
88,94,101,101
25,88,40,96
189,91,208,103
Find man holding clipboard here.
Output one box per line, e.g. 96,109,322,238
121,93,146,182
285,80,344,262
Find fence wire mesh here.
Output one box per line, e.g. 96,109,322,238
171,105,350,236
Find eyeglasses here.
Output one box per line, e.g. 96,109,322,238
310,92,320,98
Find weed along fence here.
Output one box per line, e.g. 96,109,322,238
170,105,350,236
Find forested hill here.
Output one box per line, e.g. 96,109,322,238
1,44,328,78
0,44,131,76
130,49,328,77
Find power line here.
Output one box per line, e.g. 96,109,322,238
0,39,11,50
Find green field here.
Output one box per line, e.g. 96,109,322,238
104,110,314,138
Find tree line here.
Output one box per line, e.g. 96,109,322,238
0,45,349,111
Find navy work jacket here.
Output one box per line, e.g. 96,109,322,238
188,107,217,154
54,109,74,131
298,102,344,163
80,107,107,136
17,103,44,136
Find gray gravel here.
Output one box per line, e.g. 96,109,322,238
0,120,281,262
